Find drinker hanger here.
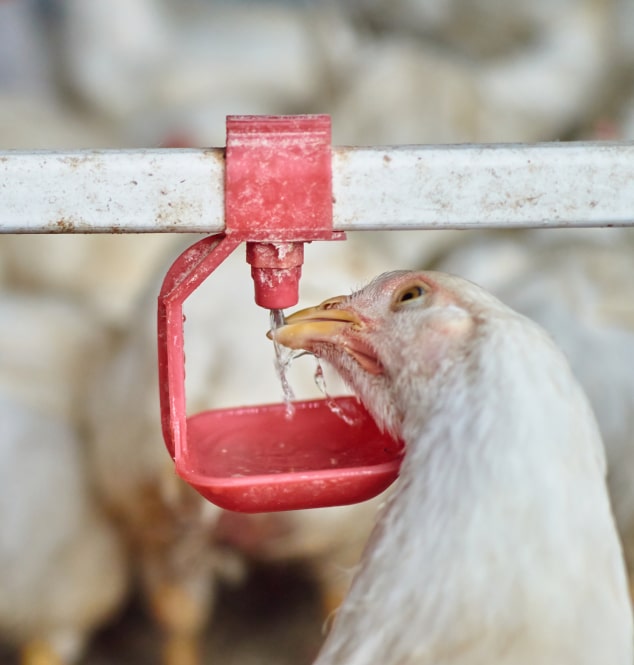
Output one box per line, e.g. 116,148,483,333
158,115,403,513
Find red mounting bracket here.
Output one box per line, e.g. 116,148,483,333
226,114,344,308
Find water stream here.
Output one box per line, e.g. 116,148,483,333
270,308,360,426
270,308,296,419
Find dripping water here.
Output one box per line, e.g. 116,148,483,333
269,309,360,426
270,307,285,332
270,308,296,419
314,358,359,426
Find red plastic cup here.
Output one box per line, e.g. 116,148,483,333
180,397,403,512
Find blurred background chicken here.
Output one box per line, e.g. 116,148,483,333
0,291,128,664
0,0,633,662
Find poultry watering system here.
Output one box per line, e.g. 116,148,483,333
1,114,634,513
156,115,404,512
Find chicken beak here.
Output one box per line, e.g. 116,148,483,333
267,297,383,375
267,296,361,351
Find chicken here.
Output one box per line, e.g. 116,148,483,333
331,0,612,144
0,291,128,664
85,270,236,665
0,290,113,425
0,394,128,665
272,270,633,665
0,234,182,328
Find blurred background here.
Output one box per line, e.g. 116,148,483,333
0,1,633,664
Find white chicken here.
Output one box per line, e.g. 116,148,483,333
0,291,128,664
0,394,127,665
272,270,633,665
331,0,612,144
85,266,233,665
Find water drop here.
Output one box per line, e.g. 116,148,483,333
313,358,359,426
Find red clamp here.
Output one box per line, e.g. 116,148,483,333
226,114,343,308
157,116,402,513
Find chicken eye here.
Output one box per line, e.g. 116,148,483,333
393,283,426,308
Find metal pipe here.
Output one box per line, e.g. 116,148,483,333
1,142,633,233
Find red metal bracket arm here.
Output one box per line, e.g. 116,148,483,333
157,234,241,459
